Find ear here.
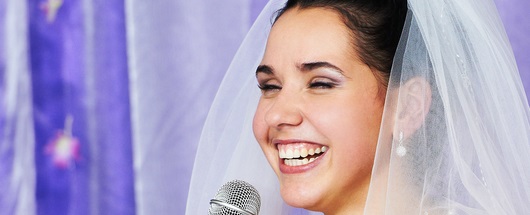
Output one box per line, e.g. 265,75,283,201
395,77,432,139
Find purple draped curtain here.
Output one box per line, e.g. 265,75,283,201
0,0,526,214
29,0,134,214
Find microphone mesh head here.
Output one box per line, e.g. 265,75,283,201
209,180,261,215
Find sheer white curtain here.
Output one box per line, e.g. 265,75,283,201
1,0,259,214
125,0,254,213
0,0,36,214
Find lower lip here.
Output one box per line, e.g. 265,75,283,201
278,151,327,174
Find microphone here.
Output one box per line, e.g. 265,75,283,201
208,180,261,215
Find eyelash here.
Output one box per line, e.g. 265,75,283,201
309,81,336,89
257,81,336,92
257,84,281,92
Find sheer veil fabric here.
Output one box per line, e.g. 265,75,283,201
366,0,530,214
186,0,530,214
186,1,291,214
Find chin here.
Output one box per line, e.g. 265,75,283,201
279,180,325,211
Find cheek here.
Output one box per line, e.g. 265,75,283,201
314,97,383,155
252,102,268,144
253,102,281,174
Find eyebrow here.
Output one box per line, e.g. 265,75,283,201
299,61,344,75
256,65,273,76
255,61,345,76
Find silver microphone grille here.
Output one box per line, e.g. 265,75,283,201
208,180,261,215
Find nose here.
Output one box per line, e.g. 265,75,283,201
264,91,303,129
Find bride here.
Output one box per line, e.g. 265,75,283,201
187,0,530,214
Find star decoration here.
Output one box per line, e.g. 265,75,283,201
45,115,80,169
40,0,63,23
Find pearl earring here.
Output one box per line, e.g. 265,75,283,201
396,131,407,157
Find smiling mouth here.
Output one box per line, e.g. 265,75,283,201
278,144,328,167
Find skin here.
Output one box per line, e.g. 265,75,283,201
252,7,386,215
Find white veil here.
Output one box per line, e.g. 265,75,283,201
186,0,530,214
186,0,292,214
366,0,530,214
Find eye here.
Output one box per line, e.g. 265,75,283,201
258,83,281,92
309,81,336,89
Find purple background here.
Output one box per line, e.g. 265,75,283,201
0,0,527,214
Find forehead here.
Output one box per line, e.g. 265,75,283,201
262,7,355,64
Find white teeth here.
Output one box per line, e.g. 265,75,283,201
278,145,329,160
293,149,300,158
285,149,293,159
283,156,319,166
301,148,308,158
281,145,329,167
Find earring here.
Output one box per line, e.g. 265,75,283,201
396,131,407,157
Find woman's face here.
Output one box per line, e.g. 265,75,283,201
252,7,386,213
